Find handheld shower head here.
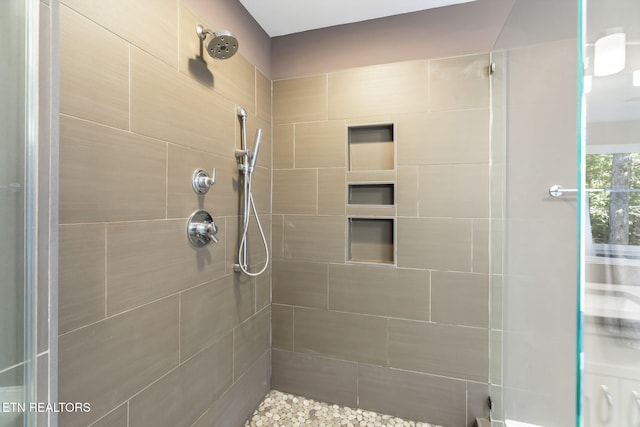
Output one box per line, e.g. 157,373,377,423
196,24,238,60
249,129,262,170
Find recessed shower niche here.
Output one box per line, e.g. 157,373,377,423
348,124,394,171
348,218,394,264
348,183,395,205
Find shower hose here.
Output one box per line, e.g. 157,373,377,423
237,169,269,277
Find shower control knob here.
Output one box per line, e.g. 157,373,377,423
187,210,219,247
192,168,216,195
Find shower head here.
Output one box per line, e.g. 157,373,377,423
196,24,238,60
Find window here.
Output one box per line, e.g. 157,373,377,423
586,151,640,259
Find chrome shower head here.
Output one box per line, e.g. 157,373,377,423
196,24,239,60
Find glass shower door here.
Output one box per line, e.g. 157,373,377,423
581,1,640,426
0,0,40,426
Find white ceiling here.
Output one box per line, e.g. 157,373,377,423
239,0,478,37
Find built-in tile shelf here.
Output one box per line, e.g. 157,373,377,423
348,183,395,206
348,124,394,172
348,218,394,264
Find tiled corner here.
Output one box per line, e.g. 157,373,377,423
233,307,271,381
180,275,254,361
272,304,294,351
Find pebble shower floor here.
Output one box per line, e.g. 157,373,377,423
244,390,442,427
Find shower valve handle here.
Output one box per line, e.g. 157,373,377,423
192,168,216,195
187,210,219,247
197,222,219,244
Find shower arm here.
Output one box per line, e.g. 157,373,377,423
196,24,213,41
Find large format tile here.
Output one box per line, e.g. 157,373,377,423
328,61,428,119
233,307,271,380
431,271,489,327
389,319,489,382
397,166,418,217
58,296,179,427
294,308,387,365
283,216,346,262
59,116,166,224
396,218,473,271
271,349,358,407
273,124,294,169
58,224,105,334
273,169,317,214
130,47,234,154
273,260,328,309
429,53,490,111
328,264,429,320
166,144,238,218
256,70,272,122
295,121,346,168
396,110,489,166
61,0,178,68
91,404,128,427
474,219,490,274
418,164,490,218
180,275,254,361
358,364,467,427
129,333,233,427
272,304,293,351
106,219,226,315
60,5,128,129
318,168,346,215
273,75,328,124
208,350,270,427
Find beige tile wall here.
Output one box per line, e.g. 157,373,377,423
271,53,492,427
58,1,271,425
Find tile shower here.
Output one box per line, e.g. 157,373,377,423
56,0,500,426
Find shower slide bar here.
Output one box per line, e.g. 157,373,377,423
549,184,640,198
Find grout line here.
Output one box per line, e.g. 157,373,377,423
128,44,131,132
175,0,180,72
291,307,295,352
428,270,432,322
178,292,182,363
326,263,330,310
165,143,169,219
104,224,108,318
